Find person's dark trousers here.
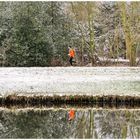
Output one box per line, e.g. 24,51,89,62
69,57,73,66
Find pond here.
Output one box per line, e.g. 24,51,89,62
0,108,139,139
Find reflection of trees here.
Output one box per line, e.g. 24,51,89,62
97,110,123,138
0,110,18,138
0,109,72,138
0,109,139,138
97,110,140,139
125,110,140,139
72,110,95,138
72,109,140,139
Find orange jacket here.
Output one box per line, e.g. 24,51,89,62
68,109,75,121
68,48,74,58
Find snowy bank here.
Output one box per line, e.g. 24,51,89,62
0,67,140,97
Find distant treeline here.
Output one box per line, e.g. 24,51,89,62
0,2,140,66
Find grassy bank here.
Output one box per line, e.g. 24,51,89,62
0,94,140,109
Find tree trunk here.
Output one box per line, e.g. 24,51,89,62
87,2,95,66
120,2,136,66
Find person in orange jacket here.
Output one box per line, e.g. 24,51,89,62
68,46,74,66
68,108,75,121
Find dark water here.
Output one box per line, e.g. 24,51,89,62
0,108,139,138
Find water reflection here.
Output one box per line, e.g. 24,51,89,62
0,108,139,138
74,109,140,139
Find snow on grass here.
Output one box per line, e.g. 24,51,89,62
0,67,140,96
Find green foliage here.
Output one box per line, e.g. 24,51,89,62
0,2,75,66
0,2,139,66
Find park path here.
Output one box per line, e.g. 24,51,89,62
0,67,140,97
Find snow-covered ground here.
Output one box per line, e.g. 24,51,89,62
0,67,140,97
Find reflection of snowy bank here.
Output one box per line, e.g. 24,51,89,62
0,67,140,96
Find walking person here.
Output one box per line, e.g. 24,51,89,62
68,46,74,66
